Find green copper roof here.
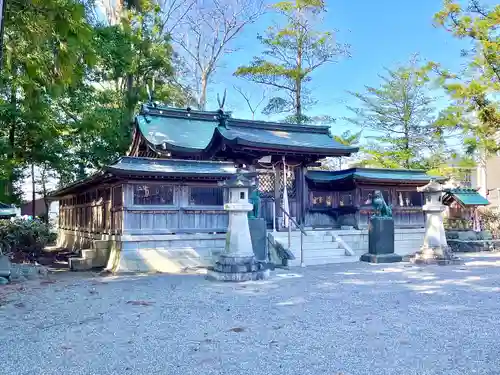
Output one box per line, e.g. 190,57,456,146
307,168,445,184
137,114,217,152
443,188,489,206
107,157,237,177
50,157,238,197
135,104,358,156
218,124,355,153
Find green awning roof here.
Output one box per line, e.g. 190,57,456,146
443,189,489,206
306,168,445,184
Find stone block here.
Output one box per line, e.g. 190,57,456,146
0,255,12,279
368,217,395,255
206,268,270,282
249,218,267,261
138,241,152,250
361,217,401,264
122,242,138,252
218,254,255,265
69,257,93,271
359,253,402,263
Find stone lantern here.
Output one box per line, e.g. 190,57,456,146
206,173,270,281
412,179,461,265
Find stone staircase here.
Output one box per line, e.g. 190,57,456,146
269,228,426,267
68,240,111,271
269,230,361,267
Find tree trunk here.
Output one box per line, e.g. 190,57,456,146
295,40,303,123
31,163,36,219
199,71,208,111
6,81,16,202
125,73,135,125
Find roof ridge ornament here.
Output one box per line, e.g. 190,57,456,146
217,89,227,111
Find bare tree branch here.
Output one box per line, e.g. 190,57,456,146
173,0,266,110
233,85,266,119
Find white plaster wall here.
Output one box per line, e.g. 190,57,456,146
107,233,227,274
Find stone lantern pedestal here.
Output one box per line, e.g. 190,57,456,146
206,174,270,282
411,179,462,265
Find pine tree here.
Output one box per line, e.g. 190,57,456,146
234,0,349,124
345,59,445,169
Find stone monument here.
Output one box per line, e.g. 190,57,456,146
360,190,402,263
206,174,270,281
411,179,462,265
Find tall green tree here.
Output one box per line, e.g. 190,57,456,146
0,0,94,203
55,0,194,181
234,0,348,124
345,59,446,169
429,0,499,154
319,129,361,170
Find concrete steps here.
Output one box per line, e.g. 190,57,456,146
69,240,112,271
269,230,358,267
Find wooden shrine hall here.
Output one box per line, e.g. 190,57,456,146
50,103,437,272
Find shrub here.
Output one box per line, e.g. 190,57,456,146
0,219,52,261
477,208,500,239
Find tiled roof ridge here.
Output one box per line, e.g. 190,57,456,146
118,156,235,165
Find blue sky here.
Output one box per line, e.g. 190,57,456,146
207,0,472,135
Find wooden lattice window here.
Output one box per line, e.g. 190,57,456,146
257,169,296,198
189,187,223,206
133,184,173,205
257,172,275,198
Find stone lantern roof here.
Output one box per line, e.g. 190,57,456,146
218,173,256,188
417,179,444,193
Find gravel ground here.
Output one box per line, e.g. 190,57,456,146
1,253,500,375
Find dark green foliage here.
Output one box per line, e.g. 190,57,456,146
0,219,52,261
0,0,191,201
425,1,499,155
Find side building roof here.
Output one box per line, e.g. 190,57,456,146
50,157,238,198
306,168,446,188
442,188,490,207
130,104,358,159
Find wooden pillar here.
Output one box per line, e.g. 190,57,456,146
274,165,281,231
295,165,308,226
354,186,361,229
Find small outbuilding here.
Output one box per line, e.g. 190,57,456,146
442,188,490,230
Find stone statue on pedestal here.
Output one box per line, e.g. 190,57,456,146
360,190,401,263
371,190,392,218
248,189,260,219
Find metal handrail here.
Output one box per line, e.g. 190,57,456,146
275,205,307,236
273,203,307,267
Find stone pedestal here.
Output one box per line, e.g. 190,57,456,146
411,179,462,265
360,217,402,263
206,174,270,282
249,218,267,261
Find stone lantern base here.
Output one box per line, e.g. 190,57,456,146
206,254,270,282
410,246,463,265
